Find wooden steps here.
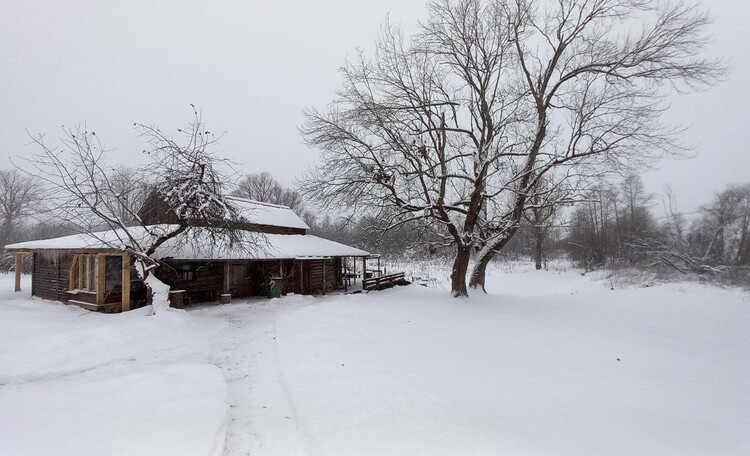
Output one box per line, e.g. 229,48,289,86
66,299,122,313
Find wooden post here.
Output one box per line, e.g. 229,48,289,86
222,261,230,300
363,257,367,281
96,254,106,305
121,253,130,312
91,258,97,290
78,255,85,289
322,259,326,295
68,255,77,290
14,252,22,292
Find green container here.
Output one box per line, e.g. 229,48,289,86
268,277,283,299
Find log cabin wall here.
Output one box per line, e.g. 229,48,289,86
304,258,342,294
156,260,224,303
31,252,70,301
138,192,181,225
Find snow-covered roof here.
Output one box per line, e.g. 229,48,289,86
227,196,310,230
5,225,369,260
166,232,369,260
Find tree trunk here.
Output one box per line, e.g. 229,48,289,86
470,230,519,292
451,245,471,297
534,226,543,270
469,253,491,292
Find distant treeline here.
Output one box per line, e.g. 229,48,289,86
2,167,748,286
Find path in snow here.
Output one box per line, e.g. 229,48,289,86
196,265,749,456
192,295,322,456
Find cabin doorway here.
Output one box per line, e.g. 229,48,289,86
295,261,305,294
247,262,265,296
229,263,249,297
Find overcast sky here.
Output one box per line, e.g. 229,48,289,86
1,0,747,214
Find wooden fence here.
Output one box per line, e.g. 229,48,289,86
363,272,407,291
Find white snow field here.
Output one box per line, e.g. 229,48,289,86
0,276,229,456
1,265,749,455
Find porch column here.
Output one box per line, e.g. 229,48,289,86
121,253,131,312
68,255,78,290
362,257,367,281
14,252,22,292
222,261,230,298
96,254,106,305
78,255,85,289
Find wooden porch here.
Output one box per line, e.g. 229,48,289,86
13,250,135,313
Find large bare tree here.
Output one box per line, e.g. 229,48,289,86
302,0,523,296
302,0,723,296
467,0,723,289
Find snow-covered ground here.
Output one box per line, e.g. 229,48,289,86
0,275,229,456
1,264,748,455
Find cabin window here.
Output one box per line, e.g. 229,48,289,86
181,264,195,282
105,256,123,292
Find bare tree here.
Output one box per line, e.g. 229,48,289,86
302,0,721,296
233,172,303,210
104,166,153,225
468,0,724,289
688,184,750,266
0,170,42,246
521,177,571,270
302,0,522,296
25,109,257,312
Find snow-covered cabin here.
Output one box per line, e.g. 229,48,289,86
5,195,370,312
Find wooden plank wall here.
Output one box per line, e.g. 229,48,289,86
156,260,224,302
31,252,70,301
305,258,341,294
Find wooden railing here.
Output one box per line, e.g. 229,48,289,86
363,272,407,291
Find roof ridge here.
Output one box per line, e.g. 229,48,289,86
225,195,292,210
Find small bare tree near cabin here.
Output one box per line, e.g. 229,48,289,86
25,110,252,312
303,0,723,296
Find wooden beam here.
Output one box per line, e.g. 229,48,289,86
14,252,22,292
89,256,96,291
78,255,85,289
96,254,106,305
68,255,77,290
121,253,131,312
